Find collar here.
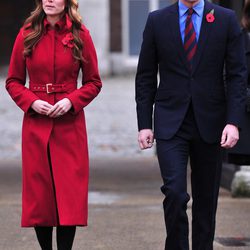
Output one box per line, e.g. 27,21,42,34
43,14,72,31
178,0,204,17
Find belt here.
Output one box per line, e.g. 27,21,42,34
30,83,69,94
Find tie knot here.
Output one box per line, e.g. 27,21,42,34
188,8,194,16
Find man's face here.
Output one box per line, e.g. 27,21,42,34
180,0,200,7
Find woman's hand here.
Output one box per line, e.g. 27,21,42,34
47,98,72,118
31,100,53,115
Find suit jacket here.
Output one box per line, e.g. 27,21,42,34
227,29,250,156
135,1,247,143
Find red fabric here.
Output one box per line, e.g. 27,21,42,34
6,15,102,227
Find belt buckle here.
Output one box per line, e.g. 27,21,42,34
46,83,53,94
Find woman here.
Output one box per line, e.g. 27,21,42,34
6,0,102,249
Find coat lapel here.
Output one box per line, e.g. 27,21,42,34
168,3,190,71
192,1,214,73
167,1,214,73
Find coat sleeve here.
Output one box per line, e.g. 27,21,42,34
225,11,247,128
67,28,102,114
135,13,158,131
5,28,39,113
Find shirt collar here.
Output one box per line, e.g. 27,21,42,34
178,0,204,17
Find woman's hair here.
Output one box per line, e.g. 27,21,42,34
23,0,84,62
242,0,250,31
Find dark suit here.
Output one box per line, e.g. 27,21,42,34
227,29,250,160
135,1,246,250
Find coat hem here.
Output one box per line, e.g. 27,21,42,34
21,223,88,228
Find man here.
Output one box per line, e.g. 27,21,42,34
135,0,246,249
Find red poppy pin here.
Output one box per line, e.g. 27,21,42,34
62,33,74,48
206,9,215,23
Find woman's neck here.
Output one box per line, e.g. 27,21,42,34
46,13,64,27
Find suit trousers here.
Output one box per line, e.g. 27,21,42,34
156,106,222,250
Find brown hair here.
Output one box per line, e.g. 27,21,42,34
23,0,84,62
242,0,250,31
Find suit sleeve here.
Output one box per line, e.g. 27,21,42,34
5,28,39,113
225,12,247,128
67,28,102,114
135,13,158,131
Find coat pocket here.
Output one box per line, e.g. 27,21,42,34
154,89,176,101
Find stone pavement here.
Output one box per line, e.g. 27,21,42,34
1,158,250,250
0,71,250,249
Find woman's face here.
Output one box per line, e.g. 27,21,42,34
42,0,66,17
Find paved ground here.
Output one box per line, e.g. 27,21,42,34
1,71,250,249
1,158,250,250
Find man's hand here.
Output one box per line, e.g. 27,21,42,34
221,124,239,149
47,98,72,118
138,129,154,150
31,100,53,115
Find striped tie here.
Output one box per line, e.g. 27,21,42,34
184,8,197,69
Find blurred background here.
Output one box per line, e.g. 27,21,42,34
0,1,250,250
0,0,245,74
0,0,244,72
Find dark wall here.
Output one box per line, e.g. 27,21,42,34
110,0,122,52
1,1,35,64
217,0,245,21
218,0,231,8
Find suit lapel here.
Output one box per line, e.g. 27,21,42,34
168,3,190,71
167,1,214,73
192,1,214,73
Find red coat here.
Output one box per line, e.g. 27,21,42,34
6,15,102,227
